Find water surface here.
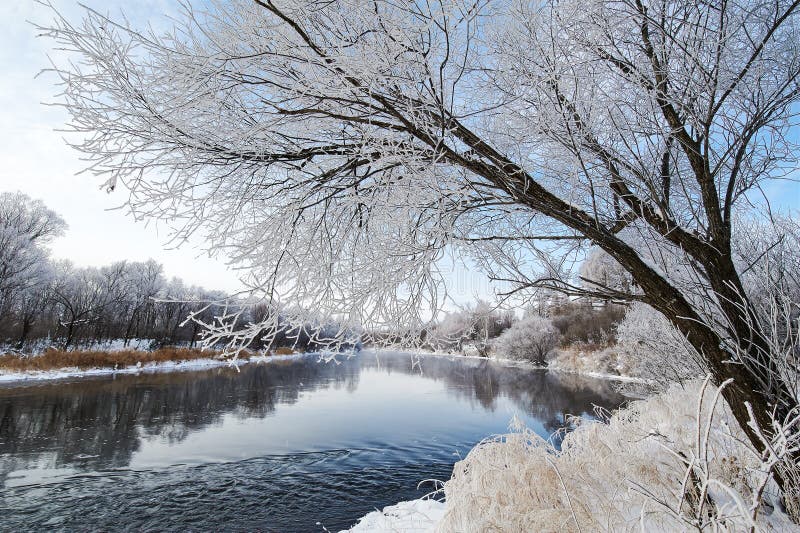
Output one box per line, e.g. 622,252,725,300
0,351,627,531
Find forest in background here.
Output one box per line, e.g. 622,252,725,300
0,191,346,353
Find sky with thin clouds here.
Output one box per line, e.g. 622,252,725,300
0,1,797,302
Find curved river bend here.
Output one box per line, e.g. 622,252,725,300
0,351,627,531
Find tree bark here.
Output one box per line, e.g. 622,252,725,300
621,246,800,517
16,316,32,350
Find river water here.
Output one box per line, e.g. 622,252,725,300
0,351,627,531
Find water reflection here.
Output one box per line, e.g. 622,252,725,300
0,352,626,531
0,357,362,473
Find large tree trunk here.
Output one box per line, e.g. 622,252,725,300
16,315,33,350
671,306,799,518
62,318,76,351
631,251,800,517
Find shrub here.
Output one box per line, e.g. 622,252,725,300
616,302,705,387
549,301,626,347
492,316,560,365
273,346,296,355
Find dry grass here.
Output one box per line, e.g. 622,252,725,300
548,344,641,378
436,380,787,532
0,347,226,372
273,346,296,355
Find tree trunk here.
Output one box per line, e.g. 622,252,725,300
63,317,76,351
16,316,33,350
676,316,799,518
640,257,800,518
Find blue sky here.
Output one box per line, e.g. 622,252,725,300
0,1,245,292
0,1,797,299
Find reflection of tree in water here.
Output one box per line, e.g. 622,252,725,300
362,353,628,435
0,353,625,479
0,357,361,475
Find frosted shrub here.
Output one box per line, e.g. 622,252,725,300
548,345,629,378
617,303,705,388
436,379,792,532
549,301,625,347
492,316,560,365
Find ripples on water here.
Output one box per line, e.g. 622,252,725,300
0,351,627,531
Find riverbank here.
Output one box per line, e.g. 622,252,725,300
0,348,309,384
373,346,650,385
344,378,794,532
0,343,649,386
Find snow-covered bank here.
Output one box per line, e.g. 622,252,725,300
0,338,166,356
0,352,310,384
370,346,648,384
342,499,446,532
547,365,650,384
344,380,795,532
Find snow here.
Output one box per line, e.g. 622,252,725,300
0,352,310,384
548,366,649,384
341,499,446,533
376,346,536,366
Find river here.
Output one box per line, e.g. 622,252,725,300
0,351,627,531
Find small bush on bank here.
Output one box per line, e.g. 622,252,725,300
491,316,560,365
549,301,626,347
273,346,296,355
548,345,632,377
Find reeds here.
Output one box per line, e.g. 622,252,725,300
0,347,223,372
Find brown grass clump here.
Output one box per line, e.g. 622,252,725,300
0,347,225,372
272,346,296,355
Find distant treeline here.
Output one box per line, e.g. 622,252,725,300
0,258,232,350
0,191,345,352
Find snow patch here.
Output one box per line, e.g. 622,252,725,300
341,499,446,533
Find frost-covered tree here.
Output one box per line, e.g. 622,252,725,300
617,302,706,388
11,261,58,348
492,316,560,365
40,0,800,502
0,191,66,317
51,263,108,349
119,260,165,345
579,248,633,302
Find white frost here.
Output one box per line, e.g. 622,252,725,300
342,499,446,533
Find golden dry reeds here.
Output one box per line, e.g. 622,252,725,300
0,347,223,372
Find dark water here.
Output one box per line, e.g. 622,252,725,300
0,351,627,532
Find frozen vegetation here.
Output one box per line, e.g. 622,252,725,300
346,379,796,532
